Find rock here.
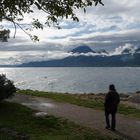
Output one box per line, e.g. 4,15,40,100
136,91,140,94
119,93,130,98
128,94,140,104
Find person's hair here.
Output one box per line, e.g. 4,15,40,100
109,84,116,91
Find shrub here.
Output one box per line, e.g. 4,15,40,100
0,74,16,101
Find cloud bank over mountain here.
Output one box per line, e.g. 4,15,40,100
0,43,140,65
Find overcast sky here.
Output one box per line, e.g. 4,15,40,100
0,0,140,65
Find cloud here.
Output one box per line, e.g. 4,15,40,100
1,43,140,65
109,43,139,56
1,0,140,65
1,0,140,43
0,50,73,65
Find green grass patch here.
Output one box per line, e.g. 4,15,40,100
118,104,140,118
18,90,140,119
0,101,121,140
18,89,104,110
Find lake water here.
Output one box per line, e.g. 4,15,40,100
0,67,140,93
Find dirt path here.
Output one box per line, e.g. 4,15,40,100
9,94,140,140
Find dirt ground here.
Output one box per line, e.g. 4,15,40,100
9,94,140,140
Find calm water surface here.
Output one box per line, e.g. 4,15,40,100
0,67,139,93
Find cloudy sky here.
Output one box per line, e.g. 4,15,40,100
0,0,140,65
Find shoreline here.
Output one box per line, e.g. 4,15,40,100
17,89,140,109
18,88,140,95
16,89,140,118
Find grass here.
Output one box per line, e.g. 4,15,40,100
18,90,104,110
118,104,140,118
18,89,140,119
0,101,121,140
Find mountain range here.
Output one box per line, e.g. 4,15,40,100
16,45,140,67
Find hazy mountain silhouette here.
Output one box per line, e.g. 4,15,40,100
96,49,108,54
70,45,96,53
16,46,140,67
135,47,140,53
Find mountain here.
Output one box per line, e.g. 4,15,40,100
121,48,131,54
70,45,96,53
17,46,140,67
121,47,140,54
97,49,108,55
0,45,138,67
135,47,140,53
17,54,140,67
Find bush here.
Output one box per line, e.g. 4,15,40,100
0,74,16,101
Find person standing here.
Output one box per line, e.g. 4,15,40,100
104,84,120,131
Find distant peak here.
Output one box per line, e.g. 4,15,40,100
97,49,108,54
135,47,140,53
70,45,95,53
121,48,131,54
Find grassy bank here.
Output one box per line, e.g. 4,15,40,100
18,90,140,118
0,101,121,140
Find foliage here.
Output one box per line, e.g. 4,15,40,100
0,0,104,41
0,74,16,101
0,29,10,42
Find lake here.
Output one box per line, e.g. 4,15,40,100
0,67,139,93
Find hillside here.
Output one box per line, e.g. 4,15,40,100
17,45,140,67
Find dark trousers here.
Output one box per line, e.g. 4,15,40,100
105,111,116,129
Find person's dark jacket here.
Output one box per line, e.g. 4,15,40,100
104,90,120,113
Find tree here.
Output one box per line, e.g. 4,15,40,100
0,29,10,42
0,0,104,41
0,74,16,101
